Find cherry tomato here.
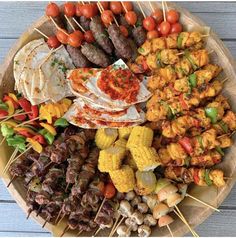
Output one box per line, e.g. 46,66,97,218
104,183,116,199
143,16,156,31
147,30,159,40
160,21,171,35
81,3,98,18
100,1,109,10
64,2,76,17
75,3,83,17
167,9,180,24
125,11,137,26
47,35,61,48
170,22,183,34
122,2,133,12
151,9,163,24
74,30,84,40
157,23,162,34
101,10,114,24
56,29,68,44
110,2,122,15
84,30,95,43
46,2,60,17
68,31,83,47
0,109,8,117
119,25,129,37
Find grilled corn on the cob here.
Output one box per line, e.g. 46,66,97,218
130,146,161,171
95,128,118,149
114,138,127,148
98,146,126,172
118,127,133,139
109,165,135,192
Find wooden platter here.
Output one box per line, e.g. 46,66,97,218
0,2,236,237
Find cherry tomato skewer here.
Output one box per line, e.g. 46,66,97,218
121,2,137,28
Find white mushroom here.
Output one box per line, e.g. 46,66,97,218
144,214,157,226
131,196,142,207
142,195,159,211
119,200,133,217
125,217,138,232
153,203,169,220
138,224,151,237
137,202,149,214
117,225,131,237
130,211,144,225
125,191,136,201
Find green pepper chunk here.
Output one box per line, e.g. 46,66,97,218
196,135,204,150
216,146,224,156
205,169,213,186
188,74,197,88
39,128,55,145
156,52,165,68
1,124,14,137
177,34,183,49
185,50,198,71
54,118,69,128
218,120,228,133
205,107,218,124
0,100,8,110
17,143,27,153
7,135,25,146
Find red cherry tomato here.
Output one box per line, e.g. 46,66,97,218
170,22,183,34
100,1,109,10
167,9,180,24
125,11,137,26
151,9,163,24
101,10,114,25
56,29,69,44
81,3,98,18
64,2,76,17
46,2,60,17
75,3,83,17
147,30,159,40
14,114,27,121
74,30,84,40
157,23,162,34
47,35,61,48
84,30,95,43
3,95,19,109
122,2,133,12
160,21,171,35
68,31,83,47
29,105,39,120
0,109,8,117
110,2,122,15
33,135,47,145
119,25,129,37
104,183,116,199
143,16,156,31
18,98,31,112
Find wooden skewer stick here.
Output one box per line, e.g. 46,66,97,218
3,148,18,173
64,14,76,31
110,216,125,237
7,174,16,187
109,213,121,237
0,109,24,121
120,2,136,28
50,17,69,36
167,224,173,237
44,161,53,170
176,52,185,56
162,1,167,22
77,230,83,236
164,1,169,12
65,182,70,192
149,1,155,12
60,225,69,237
0,137,6,146
94,197,106,221
16,116,39,127
202,34,210,38
137,2,146,19
222,77,229,84
26,209,32,220
93,227,102,237
55,209,62,225
36,205,42,217
72,18,86,33
42,217,49,228
186,193,220,212
34,28,49,39
58,214,66,224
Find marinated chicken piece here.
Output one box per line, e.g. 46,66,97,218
159,49,179,65
209,169,225,187
167,143,187,160
218,135,233,148
222,111,236,131
174,77,189,93
146,53,158,70
203,64,222,78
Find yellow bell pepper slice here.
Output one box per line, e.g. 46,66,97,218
8,93,18,102
26,138,43,153
2,120,18,128
14,127,37,135
5,100,14,115
40,122,57,136
54,104,62,118
60,98,72,107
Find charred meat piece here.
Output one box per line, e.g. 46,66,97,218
50,142,69,164
108,24,132,60
65,16,78,33
81,42,111,68
35,191,51,205
79,16,90,31
90,16,114,55
132,26,147,47
66,45,91,68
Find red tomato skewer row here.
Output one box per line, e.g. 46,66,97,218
120,2,137,28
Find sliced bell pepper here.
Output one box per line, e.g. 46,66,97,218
60,98,72,107
204,169,213,186
54,118,69,128
179,94,189,110
177,33,183,49
7,135,25,146
205,107,218,124
216,146,224,156
8,93,18,102
179,136,193,154
2,120,18,128
156,52,165,68
40,122,57,136
1,124,14,137
3,95,19,109
218,120,228,133
14,127,37,138
5,100,15,115
54,104,62,118
0,109,8,117
29,105,39,120
188,74,197,88
39,111,52,124
39,129,55,145
33,134,46,145
26,138,43,153
18,98,31,112
14,114,27,121
193,168,200,184
0,100,8,111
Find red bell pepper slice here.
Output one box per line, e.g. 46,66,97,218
17,130,34,138
0,109,8,117
29,105,39,120
193,169,200,185
14,114,27,121
33,134,46,145
179,94,189,110
18,98,31,112
3,95,19,109
179,136,193,154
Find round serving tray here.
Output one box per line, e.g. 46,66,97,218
0,2,236,237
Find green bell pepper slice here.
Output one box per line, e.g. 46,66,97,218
54,118,69,128
218,120,228,133
196,135,204,150
188,74,197,88
39,128,55,145
216,146,224,156
205,169,213,186
177,33,183,49
205,107,218,124
0,100,8,110
1,124,14,137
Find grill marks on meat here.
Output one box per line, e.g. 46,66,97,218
90,16,114,55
